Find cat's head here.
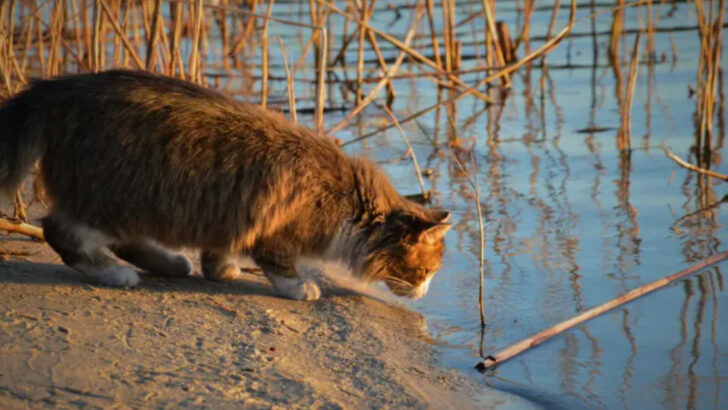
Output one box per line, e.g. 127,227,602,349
363,208,452,299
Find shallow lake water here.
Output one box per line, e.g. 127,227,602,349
256,1,728,408
15,0,726,407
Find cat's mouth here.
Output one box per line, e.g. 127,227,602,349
384,279,430,300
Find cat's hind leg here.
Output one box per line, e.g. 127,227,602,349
200,250,241,281
110,241,192,278
42,214,139,287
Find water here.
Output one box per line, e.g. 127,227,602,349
16,0,728,407
264,1,728,408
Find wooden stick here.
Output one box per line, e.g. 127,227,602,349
476,250,728,372
664,147,728,181
0,217,44,241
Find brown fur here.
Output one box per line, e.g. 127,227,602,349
0,70,451,300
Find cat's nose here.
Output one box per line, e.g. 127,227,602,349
407,278,431,299
407,290,425,300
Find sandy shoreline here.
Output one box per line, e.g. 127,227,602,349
0,228,512,409
0,181,536,409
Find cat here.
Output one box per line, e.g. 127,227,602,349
0,70,451,301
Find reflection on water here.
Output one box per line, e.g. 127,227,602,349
7,0,726,407
301,1,726,408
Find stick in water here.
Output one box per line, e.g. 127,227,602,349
476,250,728,372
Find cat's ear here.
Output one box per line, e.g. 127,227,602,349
417,223,452,244
426,209,451,223
389,210,451,243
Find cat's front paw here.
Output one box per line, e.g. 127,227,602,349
269,276,321,301
99,266,140,287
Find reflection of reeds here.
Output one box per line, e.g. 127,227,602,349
609,0,625,66
346,0,577,146
617,34,641,151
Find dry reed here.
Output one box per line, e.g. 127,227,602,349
344,0,578,146
477,250,728,371
327,6,422,136
278,36,297,124
664,147,728,182
0,217,44,241
694,0,725,152
450,150,486,329
260,0,276,109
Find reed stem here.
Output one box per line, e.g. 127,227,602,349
477,250,728,371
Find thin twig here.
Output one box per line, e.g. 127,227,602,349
450,150,486,329
382,104,428,200
476,250,728,372
664,147,728,181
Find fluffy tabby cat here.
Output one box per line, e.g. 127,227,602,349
0,70,451,301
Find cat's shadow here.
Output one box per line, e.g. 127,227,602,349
0,260,373,299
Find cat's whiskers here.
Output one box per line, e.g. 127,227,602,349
382,275,412,289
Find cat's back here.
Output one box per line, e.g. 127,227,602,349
30,70,352,244
30,70,344,167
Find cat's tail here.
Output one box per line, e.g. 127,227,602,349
0,85,47,195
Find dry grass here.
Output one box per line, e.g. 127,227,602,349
693,0,725,157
